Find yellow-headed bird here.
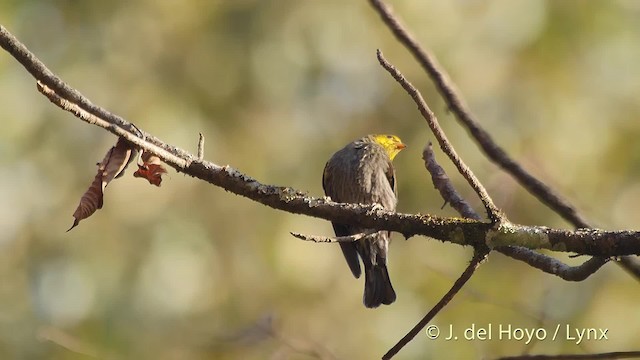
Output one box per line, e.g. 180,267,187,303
322,134,406,308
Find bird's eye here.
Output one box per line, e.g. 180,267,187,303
386,135,393,139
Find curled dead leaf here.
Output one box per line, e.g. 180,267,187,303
106,138,136,182
134,151,167,186
68,138,135,231
68,172,103,231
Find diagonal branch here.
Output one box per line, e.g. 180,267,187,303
37,82,188,169
422,143,609,281
423,142,483,221
367,0,640,280
383,248,489,359
0,25,193,164
376,49,504,224
367,0,589,228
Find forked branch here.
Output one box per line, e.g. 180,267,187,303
2,24,638,256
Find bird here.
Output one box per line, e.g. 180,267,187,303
322,134,406,308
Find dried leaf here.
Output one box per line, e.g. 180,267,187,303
133,151,167,186
68,172,103,231
102,138,135,186
68,138,135,231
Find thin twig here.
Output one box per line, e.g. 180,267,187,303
376,49,503,223
198,133,205,161
382,142,490,358
0,25,193,162
618,256,640,281
423,142,483,221
37,82,188,168
423,143,609,281
383,248,489,360
290,230,376,243
496,247,608,281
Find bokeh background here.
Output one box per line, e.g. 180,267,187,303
2,1,640,359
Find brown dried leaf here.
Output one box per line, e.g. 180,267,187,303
68,172,103,231
68,138,135,231
102,138,135,188
133,151,168,187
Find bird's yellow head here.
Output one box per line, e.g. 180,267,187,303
370,134,406,161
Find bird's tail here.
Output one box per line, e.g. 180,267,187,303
363,262,396,308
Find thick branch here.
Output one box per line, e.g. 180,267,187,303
2,25,640,256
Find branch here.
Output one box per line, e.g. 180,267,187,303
422,142,483,221
290,230,376,243
376,49,503,223
423,143,609,281
0,25,194,164
197,133,205,161
386,143,609,358
368,0,640,280
1,25,639,257
367,0,589,228
383,248,489,359
495,247,608,281
36,82,188,169
618,256,640,282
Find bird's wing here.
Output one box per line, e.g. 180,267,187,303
322,160,362,278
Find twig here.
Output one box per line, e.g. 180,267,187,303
0,25,194,163
290,230,376,243
496,247,608,281
376,50,503,223
423,142,483,221
383,248,489,360
423,143,609,281
618,256,640,282
37,82,188,168
198,133,205,161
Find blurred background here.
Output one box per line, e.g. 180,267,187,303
2,1,640,359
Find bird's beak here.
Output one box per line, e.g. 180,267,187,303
396,143,407,150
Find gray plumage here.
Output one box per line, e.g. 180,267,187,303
322,135,397,308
